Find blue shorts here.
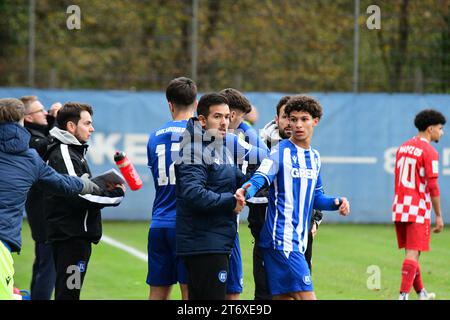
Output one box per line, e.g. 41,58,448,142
262,248,313,296
227,233,243,294
146,227,188,286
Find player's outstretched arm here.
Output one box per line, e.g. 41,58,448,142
237,174,267,200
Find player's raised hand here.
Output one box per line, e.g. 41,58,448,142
335,197,350,216
433,215,444,233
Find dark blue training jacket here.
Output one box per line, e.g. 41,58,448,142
175,118,246,256
0,122,83,252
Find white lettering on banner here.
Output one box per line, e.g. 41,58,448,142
384,147,398,174
124,134,149,165
88,133,148,165
89,133,122,165
443,149,450,175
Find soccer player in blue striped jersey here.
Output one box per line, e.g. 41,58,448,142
235,95,350,300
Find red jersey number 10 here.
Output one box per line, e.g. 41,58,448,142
397,156,417,189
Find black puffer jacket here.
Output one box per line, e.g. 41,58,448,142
45,127,124,244
175,118,246,256
24,122,53,242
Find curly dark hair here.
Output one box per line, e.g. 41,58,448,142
284,95,323,119
414,109,446,131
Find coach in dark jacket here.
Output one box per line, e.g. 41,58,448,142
44,102,125,300
175,93,246,300
21,96,61,300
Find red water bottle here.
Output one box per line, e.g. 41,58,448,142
114,151,143,191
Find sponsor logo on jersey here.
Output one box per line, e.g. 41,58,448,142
291,168,316,179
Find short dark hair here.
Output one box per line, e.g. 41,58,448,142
219,88,252,114
276,95,291,116
414,109,446,131
166,77,197,109
284,95,323,119
57,102,93,130
19,95,38,113
0,98,25,123
197,93,229,118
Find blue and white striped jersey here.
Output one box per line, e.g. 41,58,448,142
255,139,323,254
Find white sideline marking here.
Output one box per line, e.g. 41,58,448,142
321,156,378,164
101,234,148,262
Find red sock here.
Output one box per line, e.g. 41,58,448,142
413,264,424,293
400,259,418,293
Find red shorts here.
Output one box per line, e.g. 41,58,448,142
395,221,430,251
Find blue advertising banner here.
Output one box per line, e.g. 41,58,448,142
2,88,449,223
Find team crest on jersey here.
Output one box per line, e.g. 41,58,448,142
218,270,227,283
303,275,312,285
77,261,86,273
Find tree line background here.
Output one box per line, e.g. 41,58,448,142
0,0,449,93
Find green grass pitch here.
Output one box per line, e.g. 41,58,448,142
13,220,450,300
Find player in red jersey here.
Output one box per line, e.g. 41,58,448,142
393,109,446,300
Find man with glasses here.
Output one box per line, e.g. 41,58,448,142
20,96,61,300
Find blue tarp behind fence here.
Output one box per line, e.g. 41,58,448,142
2,88,449,223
